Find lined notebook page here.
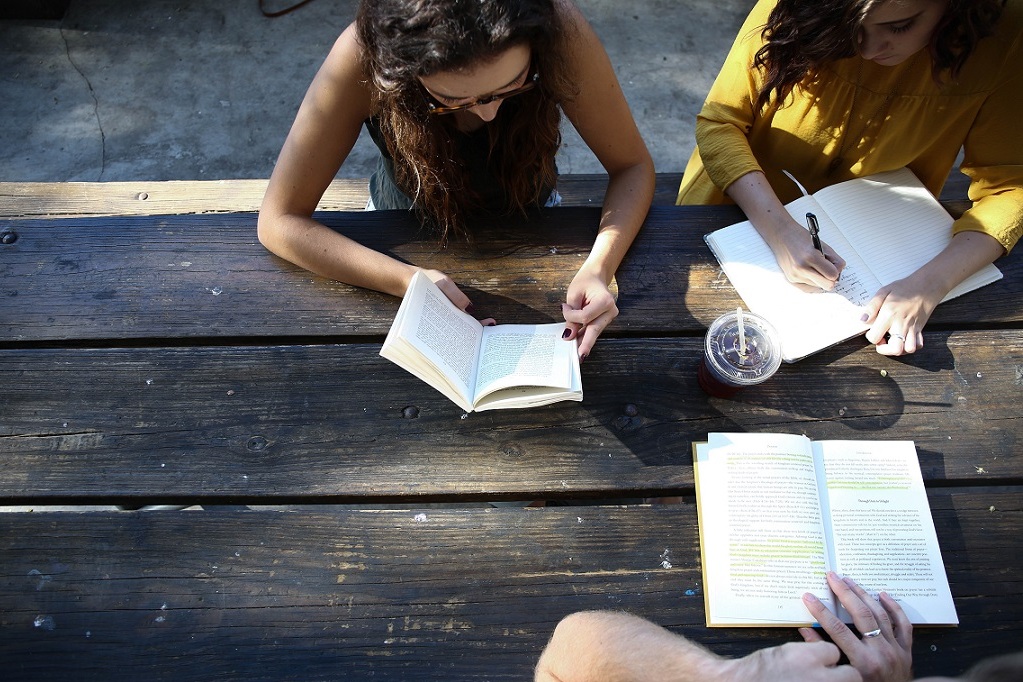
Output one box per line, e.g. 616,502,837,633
705,167,1002,361
814,168,1002,300
704,194,877,362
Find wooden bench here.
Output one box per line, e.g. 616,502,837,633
0,174,1018,679
0,170,970,218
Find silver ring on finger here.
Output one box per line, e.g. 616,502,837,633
862,628,883,638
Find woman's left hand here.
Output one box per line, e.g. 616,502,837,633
861,270,944,356
800,573,914,682
561,270,619,361
861,231,1004,356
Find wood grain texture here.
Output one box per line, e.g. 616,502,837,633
1,331,1020,503
0,178,370,218
0,494,1018,680
0,174,684,219
2,206,1019,342
0,170,969,219
0,175,1017,679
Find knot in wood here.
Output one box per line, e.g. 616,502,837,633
1,230,18,245
401,406,420,419
246,436,269,451
623,403,639,417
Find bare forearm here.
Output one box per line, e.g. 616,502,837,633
257,212,416,298
915,230,1004,296
534,611,725,682
724,170,844,289
582,162,654,283
724,171,791,244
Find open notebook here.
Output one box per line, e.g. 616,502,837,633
704,168,1002,362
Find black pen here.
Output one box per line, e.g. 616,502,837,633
806,211,840,281
805,212,824,255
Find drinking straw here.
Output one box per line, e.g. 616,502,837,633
737,307,747,356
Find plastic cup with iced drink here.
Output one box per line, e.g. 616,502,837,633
698,309,782,398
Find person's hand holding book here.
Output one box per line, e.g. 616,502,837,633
421,268,495,326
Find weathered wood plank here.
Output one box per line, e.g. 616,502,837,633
0,169,970,219
0,493,1018,680
0,178,369,218
0,174,684,219
2,206,1019,342
2,331,1019,504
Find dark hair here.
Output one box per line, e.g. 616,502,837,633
752,0,1007,112
356,0,575,243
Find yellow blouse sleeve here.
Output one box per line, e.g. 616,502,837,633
954,54,1023,253
693,0,775,194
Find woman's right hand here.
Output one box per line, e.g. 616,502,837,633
724,171,846,291
766,217,846,291
800,573,914,682
421,269,495,325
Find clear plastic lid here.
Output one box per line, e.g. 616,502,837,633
704,311,782,386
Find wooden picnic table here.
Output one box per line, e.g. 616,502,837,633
0,174,1020,680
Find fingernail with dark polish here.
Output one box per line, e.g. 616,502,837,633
580,353,588,363
562,329,571,339
486,321,496,326
466,303,475,314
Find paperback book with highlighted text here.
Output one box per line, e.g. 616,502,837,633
693,432,958,627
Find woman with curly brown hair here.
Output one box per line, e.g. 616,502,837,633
678,0,1021,356
258,0,655,360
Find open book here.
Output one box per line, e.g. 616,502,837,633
704,168,1002,361
693,432,958,627
380,270,582,412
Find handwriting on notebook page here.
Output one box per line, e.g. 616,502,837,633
831,267,873,307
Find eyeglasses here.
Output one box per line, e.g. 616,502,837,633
422,71,539,115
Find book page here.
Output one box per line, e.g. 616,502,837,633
473,323,578,401
814,168,1001,300
813,440,958,625
414,282,483,389
705,195,879,362
473,382,583,411
695,433,835,626
380,271,483,412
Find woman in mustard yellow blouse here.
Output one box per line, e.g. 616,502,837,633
678,0,1022,356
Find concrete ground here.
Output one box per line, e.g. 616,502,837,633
0,0,755,183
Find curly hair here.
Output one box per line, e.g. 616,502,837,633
752,0,1007,112
356,0,576,243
